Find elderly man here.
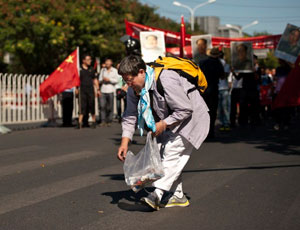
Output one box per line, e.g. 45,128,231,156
117,55,210,210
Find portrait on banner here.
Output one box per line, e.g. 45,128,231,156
140,31,166,63
191,35,213,64
231,41,254,73
275,24,300,63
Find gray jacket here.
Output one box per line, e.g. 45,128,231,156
122,69,210,149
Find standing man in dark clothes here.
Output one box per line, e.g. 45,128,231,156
199,47,225,138
76,54,100,129
231,55,261,126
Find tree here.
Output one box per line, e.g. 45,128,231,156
0,0,182,74
258,51,279,69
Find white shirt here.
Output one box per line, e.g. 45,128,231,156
99,67,119,93
231,72,243,89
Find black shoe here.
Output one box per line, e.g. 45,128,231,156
82,123,90,128
91,122,96,129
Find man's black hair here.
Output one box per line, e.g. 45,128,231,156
118,55,146,76
219,50,224,59
104,57,113,62
81,53,91,62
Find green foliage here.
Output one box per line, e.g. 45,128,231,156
253,31,272,36
258,51,279,69
0,0,182,74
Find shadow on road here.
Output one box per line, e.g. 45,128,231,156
183,164,300,173
102,189,155,212
208,117,300,156
101,163,300,182
101,174,125,181
100,163,300,211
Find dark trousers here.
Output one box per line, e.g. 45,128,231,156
116,89,127,119
239,89,260,125
100,93,114,123
62,92,74,126
202,90,218,136
272,94,292,126
230,88,242,126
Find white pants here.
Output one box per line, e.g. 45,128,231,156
153,131,194,194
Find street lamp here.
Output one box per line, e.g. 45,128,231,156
173,0,216,31
226,20,259,37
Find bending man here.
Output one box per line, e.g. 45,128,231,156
117,55,210,210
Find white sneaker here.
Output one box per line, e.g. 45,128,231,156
164,194,190,208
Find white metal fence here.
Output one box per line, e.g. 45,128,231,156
0,73,84,125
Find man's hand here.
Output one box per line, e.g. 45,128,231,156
96,90,101,97
153,120,167,137
117,137,130,162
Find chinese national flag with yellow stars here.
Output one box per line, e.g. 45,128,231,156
40,48,80,102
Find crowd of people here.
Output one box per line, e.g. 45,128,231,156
195,39,295,138
60,43,295,136
60,54,128,129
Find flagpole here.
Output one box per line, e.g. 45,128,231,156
76,46,82,116
180,15,186,58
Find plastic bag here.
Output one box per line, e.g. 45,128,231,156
123,132,164,192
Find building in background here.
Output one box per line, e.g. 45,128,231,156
195,16,220,36
218,25,241,38
195,16,242,38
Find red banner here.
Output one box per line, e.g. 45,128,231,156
125,20,281,50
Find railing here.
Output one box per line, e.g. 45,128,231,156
0,73,101,125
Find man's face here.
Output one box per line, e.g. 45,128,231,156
83,56,92,66
105,59,113,68
122,69,145,93
288,30,300,46
237,46,247,61
145,35,158,49
197,40,207,55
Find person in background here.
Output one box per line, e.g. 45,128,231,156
199,47,225,138
218,51,231,131
76,54,100,129
260,68,273,119
99,58,119,127
229,70,243,127
273,59,292,130
232,55,261,126
61,88,74,127
115,63,128,123
97,62,106,124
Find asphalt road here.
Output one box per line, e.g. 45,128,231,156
0,119,299,230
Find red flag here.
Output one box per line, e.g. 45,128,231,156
272,56,300,109
180,16,186,58
40,48,80,103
